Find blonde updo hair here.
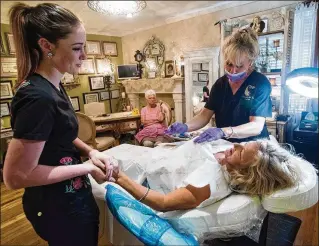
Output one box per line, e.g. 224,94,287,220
145,89,156,99
222,27,259,66
226,140,304,196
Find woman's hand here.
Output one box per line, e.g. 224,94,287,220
89,150,114,180
84,161,108,184
194,127,225,143
157,103,165,122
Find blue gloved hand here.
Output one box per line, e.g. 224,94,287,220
164,122,188,135
193,127,225,143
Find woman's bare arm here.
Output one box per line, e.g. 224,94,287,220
3,138,97,190
73,137,94,157
186,108,214,132
115,171,210,212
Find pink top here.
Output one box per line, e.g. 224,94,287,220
135,105,167,143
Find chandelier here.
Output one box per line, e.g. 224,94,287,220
87,1,147,16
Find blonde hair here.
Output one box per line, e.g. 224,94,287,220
227,140,303,196
145,89,156,99
222,27,259,66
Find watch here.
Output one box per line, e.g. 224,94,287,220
222,127,233,139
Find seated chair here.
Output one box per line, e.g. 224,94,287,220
76,112,117,153
135,100,172,147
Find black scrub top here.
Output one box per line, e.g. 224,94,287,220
205,70,272,143
10,73,99,224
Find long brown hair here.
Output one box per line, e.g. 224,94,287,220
9,2,80,87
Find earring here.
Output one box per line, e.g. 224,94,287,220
47,52,53,58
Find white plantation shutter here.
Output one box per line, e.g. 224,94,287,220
288,2,318,114
291,2,318,70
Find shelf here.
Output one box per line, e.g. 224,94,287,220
258,30,284,36
263,72,282,76
62,83,81,90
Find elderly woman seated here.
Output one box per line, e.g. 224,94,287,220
106,139,313,212
135,89,172,147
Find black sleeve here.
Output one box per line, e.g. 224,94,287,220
250,78,272,117
12,93,56,141
204,78,222,111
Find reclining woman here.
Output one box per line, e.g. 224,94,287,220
107,139,313,212
135,89,172,147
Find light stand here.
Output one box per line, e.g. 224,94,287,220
104,75,113,113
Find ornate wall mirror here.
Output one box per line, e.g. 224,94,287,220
143,35,165,77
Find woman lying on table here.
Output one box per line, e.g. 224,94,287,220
106,139,313,212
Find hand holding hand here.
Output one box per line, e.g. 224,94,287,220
89,150,115,181
87,162,108,184
164,122,188,135
193,127,225,143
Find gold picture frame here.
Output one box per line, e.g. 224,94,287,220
85,40,102,55
164,60,174,78
0,57,17,77
0,80,14,100
78,59,95,74
102,42,118,57
5,33,15,55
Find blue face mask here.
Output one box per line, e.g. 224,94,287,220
225,70,247,83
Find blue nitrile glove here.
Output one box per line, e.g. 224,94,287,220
164,122,188,135
193,127,225,143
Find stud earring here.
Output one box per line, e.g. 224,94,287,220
47,52,53,58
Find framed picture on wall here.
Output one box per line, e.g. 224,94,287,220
0,57,17,77
0,38,5,55
0,102,10,117
111,89,120,99
102,42,118,56
201,63,209,71
164,60,174,77
0,80,14,100
99,91,110,101
85,40,102,55
88,76,105,91
192,63,201,72
192,73,198,82
5,33,15,55
78,59,95,74
61,73,74,84
70,96,80,112
83,92,99,104
198,73,208,82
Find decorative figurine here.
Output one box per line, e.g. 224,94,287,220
250,16,266,33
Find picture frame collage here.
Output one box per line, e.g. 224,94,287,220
192,62,209,86
0,80,14,120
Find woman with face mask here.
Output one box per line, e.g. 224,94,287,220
165,28,272,143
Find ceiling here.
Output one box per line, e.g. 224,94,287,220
1,1,253,37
